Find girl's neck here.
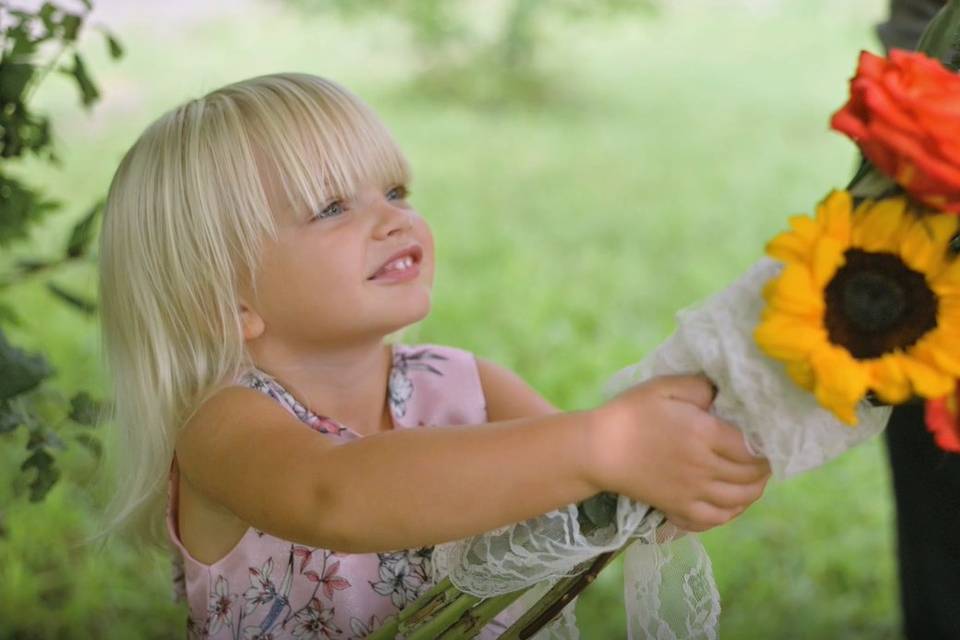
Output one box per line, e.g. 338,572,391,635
248,339,395,436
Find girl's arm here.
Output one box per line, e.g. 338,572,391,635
176,371,769,554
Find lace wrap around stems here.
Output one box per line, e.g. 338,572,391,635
432,258,892,639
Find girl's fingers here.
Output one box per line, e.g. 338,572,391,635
666,502,740,532
701,478,767,510
709,419,763,464
709,455,771,485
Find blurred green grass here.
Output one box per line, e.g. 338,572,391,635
1,0,904,637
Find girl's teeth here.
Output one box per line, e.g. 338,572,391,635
387,257,413,271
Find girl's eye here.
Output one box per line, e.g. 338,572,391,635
386,185,408,201
314,200,346,220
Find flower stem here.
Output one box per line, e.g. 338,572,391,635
498,548,626,640
368,578,458,640
435,589,529,639
403,592,483,640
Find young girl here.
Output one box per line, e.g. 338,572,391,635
98,73,771,638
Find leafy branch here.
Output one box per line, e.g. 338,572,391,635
1,0,121,505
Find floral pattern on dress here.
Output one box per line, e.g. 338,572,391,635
240,371,347,436
173,345,496,639
186,545,357,640
368,549,434,609
388,348,448,418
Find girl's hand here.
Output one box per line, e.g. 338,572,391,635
587,374,771,532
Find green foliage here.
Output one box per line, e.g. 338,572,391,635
0,2,120,508
285,0,657,105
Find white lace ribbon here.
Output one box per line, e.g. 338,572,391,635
433,258,892,638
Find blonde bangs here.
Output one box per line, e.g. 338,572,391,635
213,73,411,224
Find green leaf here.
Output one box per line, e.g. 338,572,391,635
14,258,52,274
917,0,960,70
26,426,64,451
68,391,101,426
38,3,58,34
102,30,124,59
74,432,102,457
0,399,22,434
0,174,59,246
8,24,41,58
61,13,82,42
65,199,103,258
21,447,60,502
0,328,54,401
46,281,97,315
0,62,35,102
63,53,99,107
577,491,618,533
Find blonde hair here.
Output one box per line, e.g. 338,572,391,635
98,73,410,549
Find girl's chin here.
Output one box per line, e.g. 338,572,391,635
385,293,432,327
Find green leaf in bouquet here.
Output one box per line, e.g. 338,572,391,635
577,491,618,534
916,0,960,70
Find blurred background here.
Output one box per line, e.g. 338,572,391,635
0,0,902,637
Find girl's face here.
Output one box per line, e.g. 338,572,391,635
240,170,435,351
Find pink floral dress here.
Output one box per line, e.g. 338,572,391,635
166,344,522,639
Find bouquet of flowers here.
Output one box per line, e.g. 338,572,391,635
369,2,960,638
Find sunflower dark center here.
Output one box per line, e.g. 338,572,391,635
841,271,905,332
824,249,938,359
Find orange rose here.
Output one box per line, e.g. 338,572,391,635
925,386,960,453
831,49,960,213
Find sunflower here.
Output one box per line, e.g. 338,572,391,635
755,190,960,424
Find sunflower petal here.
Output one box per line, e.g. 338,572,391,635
852,197,908,253
785,359,815,391
810,345,870,425
767,230,813,264
817,190,853,245
900,215,953,274
755,315,826,361
912,336,960,377
867,355,912,404
766,264,826,316
810,236,846,288
790,215,821,242
931,258,960,295
901,355,956,398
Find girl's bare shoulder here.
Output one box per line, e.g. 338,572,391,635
175,384,341,551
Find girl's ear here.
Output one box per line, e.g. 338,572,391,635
239,301,266,341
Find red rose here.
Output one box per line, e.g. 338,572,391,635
925,386,960,453
831,49,960,213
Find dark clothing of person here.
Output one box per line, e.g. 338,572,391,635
885,404,960,640
877,5,959,639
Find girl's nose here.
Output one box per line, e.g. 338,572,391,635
372,199,414,239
